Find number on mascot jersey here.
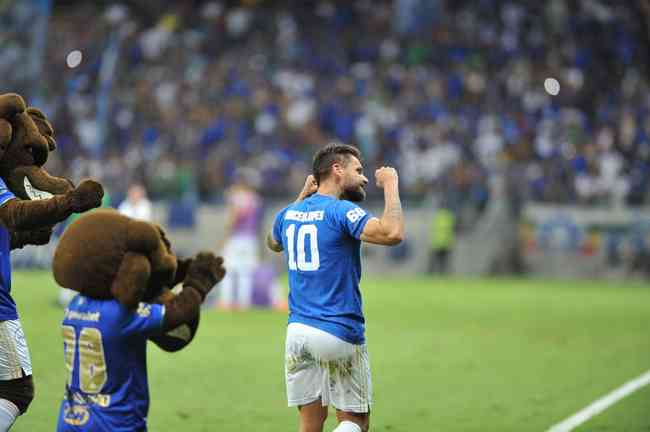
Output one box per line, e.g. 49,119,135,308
286,224,320,271
62,326,108,393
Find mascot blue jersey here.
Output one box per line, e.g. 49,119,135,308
273,193,372,344
57,294,165,432
0,178,17,321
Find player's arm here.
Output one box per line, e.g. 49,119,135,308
158,252,225,331
266,232,283,252
360,167,404,246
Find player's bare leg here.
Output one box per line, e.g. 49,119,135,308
335,410,368,432
298,398,328,432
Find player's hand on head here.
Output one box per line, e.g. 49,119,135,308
183,252,226,299
375,166,398,188
302,175,318,197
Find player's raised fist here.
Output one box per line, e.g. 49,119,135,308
183,252,226,300
69,179,104,213
375,166,398,188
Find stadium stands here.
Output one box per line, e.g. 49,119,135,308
2,1,650,211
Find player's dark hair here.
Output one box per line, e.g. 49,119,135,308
312,143,362,184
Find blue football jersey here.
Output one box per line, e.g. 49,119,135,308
57,294,165,432
273,193,373,344
0,178,17,321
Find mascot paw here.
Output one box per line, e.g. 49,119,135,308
26,107,56,151
70,179,104,212
183,252,226,299
0,93,27,119
0,93,27,156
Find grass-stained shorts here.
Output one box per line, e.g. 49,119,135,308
285,322,372,413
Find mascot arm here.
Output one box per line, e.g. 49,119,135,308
149,287,201,352
159,286,203,331
158,252,225,330
148,253,223,352
0,180,103,231
10,227,52,250
172,257,193,287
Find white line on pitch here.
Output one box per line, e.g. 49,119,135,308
547,369,650,432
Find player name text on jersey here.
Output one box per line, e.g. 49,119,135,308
64,310,101,322
285,210,325,222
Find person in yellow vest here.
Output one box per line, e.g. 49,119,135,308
428,206,455,274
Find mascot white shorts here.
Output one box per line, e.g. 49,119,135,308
0,320,32,380
285,323,372,413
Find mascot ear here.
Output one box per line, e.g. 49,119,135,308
111,252,151,309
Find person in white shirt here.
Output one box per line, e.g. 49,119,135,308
118,184,152,221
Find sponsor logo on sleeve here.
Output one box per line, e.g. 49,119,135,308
346,208,367,223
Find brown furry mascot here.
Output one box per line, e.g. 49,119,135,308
52,209,224,431
0,93,104,430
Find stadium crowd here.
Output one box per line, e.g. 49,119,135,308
2,0,650,212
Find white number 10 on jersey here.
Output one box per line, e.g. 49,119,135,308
286,224,320,271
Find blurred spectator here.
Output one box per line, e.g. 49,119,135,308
3,0,650,212
428,205,456,274
118,183,153,221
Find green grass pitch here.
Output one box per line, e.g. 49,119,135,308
8,271,650,431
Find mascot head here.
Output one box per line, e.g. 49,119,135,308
53,209,178,308
0,93,74,201
53,209,201,351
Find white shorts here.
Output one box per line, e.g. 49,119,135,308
0,320,32,380
285,323,372,413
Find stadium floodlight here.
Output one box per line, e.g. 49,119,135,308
544,77,560,96
66,50,82,69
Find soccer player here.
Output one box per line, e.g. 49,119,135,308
267,144,404,432
56,252,224,432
